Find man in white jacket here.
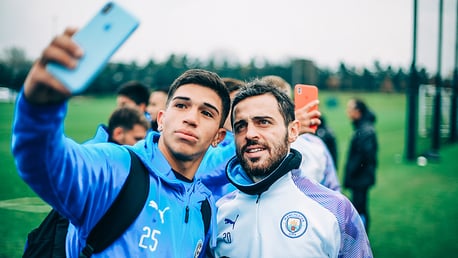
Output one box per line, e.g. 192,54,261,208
212,80,372,258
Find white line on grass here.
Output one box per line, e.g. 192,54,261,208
0,197,51,213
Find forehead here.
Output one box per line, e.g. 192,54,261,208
117,95,136,106
347,100,357,109
233,94,281,120
151,91,167,98
172,83,222,106
150,91,167,101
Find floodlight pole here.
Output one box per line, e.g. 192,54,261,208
450,0,458,143
406,0,418,161
429,0,444,160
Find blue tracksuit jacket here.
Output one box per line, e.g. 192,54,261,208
11,92,216,257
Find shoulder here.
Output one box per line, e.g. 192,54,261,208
216,190,238,208
83,124,109,145
291,172,354,217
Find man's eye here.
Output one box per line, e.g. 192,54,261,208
234,123,245,132
202,110,213,118
175,103,186,109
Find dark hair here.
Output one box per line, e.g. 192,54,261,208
231,80,295,126
222,77,245,94
117,81,151,106
167,69,230,128
153,85,169,94
352,98,376,123
108,106,150,136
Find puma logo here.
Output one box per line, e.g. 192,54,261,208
224,214,239,229
149,200,170,224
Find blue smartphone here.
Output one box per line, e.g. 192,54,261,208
46,2,139,94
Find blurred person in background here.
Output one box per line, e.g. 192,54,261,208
344,98,378,234
146,86,168,131
316,115,338,169
87,81,152,143
116,80,151,121
85,106,150,145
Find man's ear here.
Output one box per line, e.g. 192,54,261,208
156,110,165,131
112,127,124,144
211,128,227,147
288,120,300,143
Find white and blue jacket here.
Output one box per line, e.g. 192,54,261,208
12,92,216,257
213,149,373,258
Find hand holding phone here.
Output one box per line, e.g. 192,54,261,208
46,2,139,94
294,84,319,133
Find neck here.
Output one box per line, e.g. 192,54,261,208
158,137,203,181
230,149,302,195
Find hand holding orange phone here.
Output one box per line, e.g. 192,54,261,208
294,84,320,133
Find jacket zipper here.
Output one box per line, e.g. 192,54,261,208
185,205,189,223
256,193,261,203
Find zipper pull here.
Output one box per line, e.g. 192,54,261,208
185,206,189,223
256,194,261,203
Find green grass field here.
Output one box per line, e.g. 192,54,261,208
1,92,457,257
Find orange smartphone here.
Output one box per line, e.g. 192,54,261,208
294,84,319,132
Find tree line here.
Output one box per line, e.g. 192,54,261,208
0,47,450,94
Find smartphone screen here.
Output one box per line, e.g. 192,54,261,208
294,84,319,132
46,2,139,94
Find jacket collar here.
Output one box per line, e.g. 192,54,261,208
226,148,302,195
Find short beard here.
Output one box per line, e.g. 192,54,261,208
237,134,289,180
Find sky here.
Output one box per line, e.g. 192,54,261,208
0,0,456,75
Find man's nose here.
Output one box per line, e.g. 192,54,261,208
245,122,259,139
183,107,199,126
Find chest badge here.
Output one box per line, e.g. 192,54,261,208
280,211,308,238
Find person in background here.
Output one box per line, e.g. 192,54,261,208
85,106,150,145
316,115,339,169
89,81,152,143
11,27,231,257
146,86,168,131
212,81,372,257
196,77,244,201
344,98,378,234
261,75,340,191
116,80,152,121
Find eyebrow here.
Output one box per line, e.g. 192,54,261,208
234,115,272,125
252,115,272,121
172,96,220,115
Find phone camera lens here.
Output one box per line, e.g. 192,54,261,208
102,2,113,14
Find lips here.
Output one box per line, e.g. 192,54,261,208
175,129,198,142
246,147,264,153
243,144,267,158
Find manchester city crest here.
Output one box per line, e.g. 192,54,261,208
280,211,308,238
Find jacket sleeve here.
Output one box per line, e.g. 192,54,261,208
320,146,341,192
338,197,374,257
11,92,130,230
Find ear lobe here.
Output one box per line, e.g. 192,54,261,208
157,110,165,131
